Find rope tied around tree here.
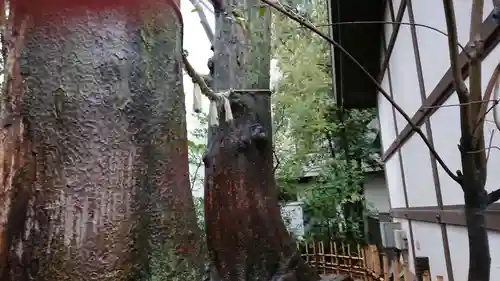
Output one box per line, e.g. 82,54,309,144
183,50,270,127
182,50,234,126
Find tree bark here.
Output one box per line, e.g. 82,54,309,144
0,3,204,280
204,91,320,281
205,1,320,280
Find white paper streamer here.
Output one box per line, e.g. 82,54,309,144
193,82,203,113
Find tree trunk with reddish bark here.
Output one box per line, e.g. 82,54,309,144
0,2,204,280
205,0,320,279
204,91,321,281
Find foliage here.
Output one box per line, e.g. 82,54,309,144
193,196,206,234
188,112,208,234
188,112,209,189
271,0,381,241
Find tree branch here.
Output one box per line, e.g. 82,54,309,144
442,0,470,104
468,0,485,153
191,160,203,188
308,21,467,54
262,0,460,183
442,0,474,187
188,0,215,45
272,150,280,173
487,188,500,205
473,63,500,135
182,51,219,101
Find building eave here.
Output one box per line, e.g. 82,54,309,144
328,0,385,109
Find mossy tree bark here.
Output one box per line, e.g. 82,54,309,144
205,0,320,280
0,3,204,280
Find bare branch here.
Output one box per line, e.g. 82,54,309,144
277,37,294,54
486,129,495,161
492,68,500,131
487,188,500,205
466,145,500,155
442,0,479,185
188,0,215,44
273,105,286,134
307,21,467,54
421,100,493,110
442,0,469,104
191,160,203,188
473,63,500,134
182,51,219,101
273,150,280,174
262,0,460,183
468,0,485,146
467,130,497,161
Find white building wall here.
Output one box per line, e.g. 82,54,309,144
379,0,500,280
411,221,449,280
412,0,499,203
388,9,422,132
400,126,438,207
446,225,500,280
428,92,464,205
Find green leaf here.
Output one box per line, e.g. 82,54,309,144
259,6,266,17
191,7,200,12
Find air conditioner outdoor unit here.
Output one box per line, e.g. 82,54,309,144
394,229,408,250
379,222,402,248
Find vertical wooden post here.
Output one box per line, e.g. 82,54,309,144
330,240,334,273
374,246,381,276
423,271,430,281
305,241,309,263
312,240,317,268
334,242,339,274
320,241,326,274
361,246,367,281
363,246,371,271
347,243,352,278
393,255,400,281
382,253,389,281
403,256,410,281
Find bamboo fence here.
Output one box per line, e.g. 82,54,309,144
299,240,440,281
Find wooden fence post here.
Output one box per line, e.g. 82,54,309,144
361,246,368,281
312,240,317,268
299,241,424,281
382,253,389,281
347,243,352,278
423,271,430,281
403,256,410,281
393,254,400,281
333,242,340,274
320,241,326,274
375,246,381,277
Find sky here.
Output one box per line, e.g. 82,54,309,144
181,0,214,124
181,0,215,197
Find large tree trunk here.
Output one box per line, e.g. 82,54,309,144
204,91,320,281
0,3,204,280
205,0,320,280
